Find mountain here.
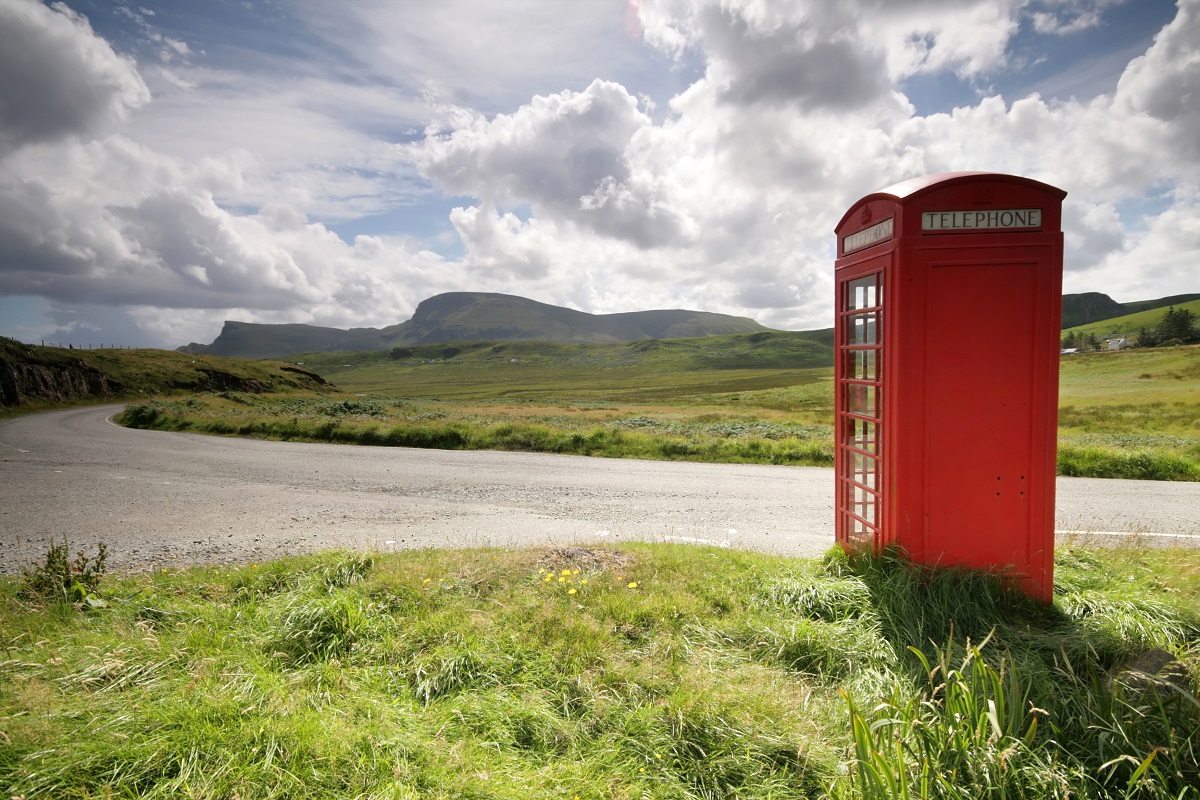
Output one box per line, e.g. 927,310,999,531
177,290,1198,360
177,322,387,360
1060,291,1200,329
178,292,773,359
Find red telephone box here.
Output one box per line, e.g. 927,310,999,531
833,172,1066,601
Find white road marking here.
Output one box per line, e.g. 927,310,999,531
662,535,732,548
1056,529,1200,540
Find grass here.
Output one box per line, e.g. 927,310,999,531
1057,346,1200,480
1,543,1198,799
115,344,1200,479
115,392,837,467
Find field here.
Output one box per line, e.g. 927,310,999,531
2,542,1198,799
118,340,1200,480
1056,345,1200,479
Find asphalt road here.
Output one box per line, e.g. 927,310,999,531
2,405,1197,573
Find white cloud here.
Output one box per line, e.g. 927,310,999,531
1029,0,1125,36
0,0,149,156
2,0,1199,348
1115,0,1200,162
418,80,692,249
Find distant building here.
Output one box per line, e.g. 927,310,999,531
1106,338,1131,350
1061,348,1079,354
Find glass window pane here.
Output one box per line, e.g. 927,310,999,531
846,418,877,452
849,515,872,545
847,313,879,345
853,485,876,525
846,349,877,381
847,276,878,310
853,452,877,489
847,384,877,417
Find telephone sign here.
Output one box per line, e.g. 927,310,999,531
832,172,1067,602
922,209,1043,231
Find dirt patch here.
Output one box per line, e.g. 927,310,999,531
1109,647,1195,698
535,547,636,572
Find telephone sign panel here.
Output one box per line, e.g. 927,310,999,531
832,172,1067,602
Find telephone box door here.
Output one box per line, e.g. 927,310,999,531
835,261,886,550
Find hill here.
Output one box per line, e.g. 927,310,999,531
1062,298,1200,342
0,337,331,410
1061,291,1200,329
178,292,773,359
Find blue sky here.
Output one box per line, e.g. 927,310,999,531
0,0,1196,348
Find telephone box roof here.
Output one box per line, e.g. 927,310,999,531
836,172,1068,230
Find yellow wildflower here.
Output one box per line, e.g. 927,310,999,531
628,581,638,589
568,588,577,595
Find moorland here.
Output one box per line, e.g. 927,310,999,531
3,296,1199,798
110,333,1200,482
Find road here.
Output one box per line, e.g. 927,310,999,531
2,405,1197,573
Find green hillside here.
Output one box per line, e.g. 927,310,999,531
1123,292,1200,314
1060,291,1200,330
0,337,331,413
1062,298,1200,342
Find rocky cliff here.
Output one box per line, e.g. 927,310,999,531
1,337,330,408
0,340,121,407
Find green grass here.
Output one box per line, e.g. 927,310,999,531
298,332,834,402
115,391,838,467
2,543,1198,799
115,344,1200,479
1056,346,1200,479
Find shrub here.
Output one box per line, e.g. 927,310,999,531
18,539,108,606
119,403,160,427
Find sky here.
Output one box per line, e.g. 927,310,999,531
0,0,1197,349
